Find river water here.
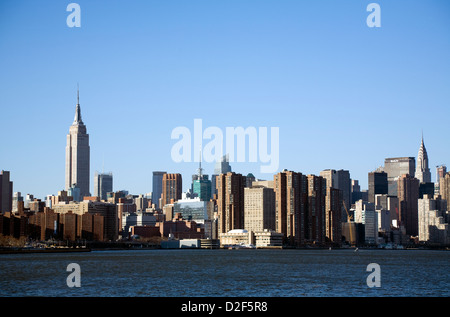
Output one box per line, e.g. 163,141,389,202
0,249,448,297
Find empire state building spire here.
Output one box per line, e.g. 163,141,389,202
73,84,83,125
415,133,431,183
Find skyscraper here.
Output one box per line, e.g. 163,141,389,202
65,88,90,199
325,186,342,246
415,135,431,183
161,173,182,207
94,172,113,201
273,170,306,245
0,170,13,213
383,157,415,196
244,186,275,232
435,165,447,195
397,174,420,237
192,158,211,201
211,154,232,200
368,171,388,204
440,172,450,203
216,172,246,234
306,175,326,245
320,169,351,216
152,171,166,208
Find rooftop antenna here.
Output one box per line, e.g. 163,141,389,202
198,150,203,178
77,83,79,105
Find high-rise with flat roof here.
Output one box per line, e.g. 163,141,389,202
244,186,275,233
398,174,420,237
368,171,388,204
216,172,245,234
65,88,90,199
94,172,113,201
274,170,306,246
0,170,13,213
383,157,415,196
152,171,166,208
161,173,182,207
320,169,351,213
306,175,326,245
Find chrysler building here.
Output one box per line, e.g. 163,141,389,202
65,87,90,199
415,134,431,183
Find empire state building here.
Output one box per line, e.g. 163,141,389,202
65,88,90,199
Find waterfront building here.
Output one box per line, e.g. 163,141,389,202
0,170,13,214
52,200,118,241
418,195,449,244
122,211,157,236
94,172,113,201
397,174,420,237
161,173,182,207
65,88,90,199
274,170,306,245
216,172,246,234
244,186,275,233
219,229,252,247
254,229,284,248
383,157,415,196
368,171,388,204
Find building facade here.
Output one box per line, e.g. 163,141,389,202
244,186,275,233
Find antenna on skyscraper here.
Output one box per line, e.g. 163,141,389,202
77,83,79,105
198,150,203,178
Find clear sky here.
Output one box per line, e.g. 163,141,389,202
1,0,449,199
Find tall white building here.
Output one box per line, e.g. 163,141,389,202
65,88,90,199
415,135,431,183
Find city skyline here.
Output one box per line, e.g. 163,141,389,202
1,0,450,199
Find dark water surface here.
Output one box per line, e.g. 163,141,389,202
0,249,448,297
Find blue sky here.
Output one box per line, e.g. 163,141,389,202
1,0,449,199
